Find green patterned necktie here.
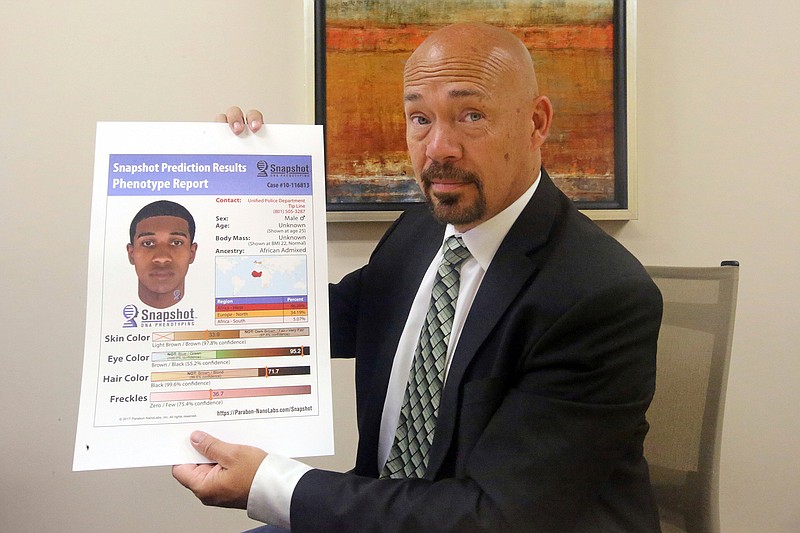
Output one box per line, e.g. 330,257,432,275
381,235,472,479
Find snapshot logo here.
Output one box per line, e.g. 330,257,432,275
121,303,197,328
122,304,138,328
256,160,269,177
255,158,311,179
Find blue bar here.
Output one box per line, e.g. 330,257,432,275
107,154,313,196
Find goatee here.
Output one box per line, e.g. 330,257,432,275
420,162,486,226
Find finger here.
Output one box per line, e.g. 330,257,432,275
190,431,237,465
172,463,230,507
172,463,191,486
172,463,211,489
245,109,264,132
220,106,246,135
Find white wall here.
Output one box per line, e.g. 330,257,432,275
1,2,319,531
1,1,798,532
623,3,800,530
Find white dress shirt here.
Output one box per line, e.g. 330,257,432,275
248,174,541,528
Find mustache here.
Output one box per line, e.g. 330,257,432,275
421,162,480,187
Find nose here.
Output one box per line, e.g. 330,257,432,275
151,245,172,265
425,121,462,163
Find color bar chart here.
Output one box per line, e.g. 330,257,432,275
215,296,308,325
151,326,309,343
151,346,309,362
150,385,311,402
151,365,311,381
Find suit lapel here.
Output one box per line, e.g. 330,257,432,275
425,171,563,477
372,216,445,392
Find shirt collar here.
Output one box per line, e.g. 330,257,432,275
444,171,541,271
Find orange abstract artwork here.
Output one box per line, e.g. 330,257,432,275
321,0,624,209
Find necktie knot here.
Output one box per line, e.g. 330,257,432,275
441,235,471,268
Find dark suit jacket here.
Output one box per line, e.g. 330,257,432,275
291,171,663,532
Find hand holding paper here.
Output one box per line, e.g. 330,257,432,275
172,431,267,509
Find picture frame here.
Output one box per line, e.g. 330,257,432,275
313,0,637,222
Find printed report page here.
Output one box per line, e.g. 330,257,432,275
73,122,333,471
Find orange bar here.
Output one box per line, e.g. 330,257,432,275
215,309,308,319
326,24,613,53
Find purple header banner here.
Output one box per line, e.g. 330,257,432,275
215,296,308,306
108,154,312,196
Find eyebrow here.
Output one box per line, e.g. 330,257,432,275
403,88,485,102
448,88,484,98
135,231,189,239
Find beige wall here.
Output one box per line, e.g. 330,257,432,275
624,3,800,530
1,1,798,531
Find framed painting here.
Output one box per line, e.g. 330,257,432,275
314,0,637,221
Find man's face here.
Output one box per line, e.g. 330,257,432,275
127,215,197,306
403,39,541,231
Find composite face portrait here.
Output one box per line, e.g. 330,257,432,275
127,214,197,309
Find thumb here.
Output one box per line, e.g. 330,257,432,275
190,431,229,463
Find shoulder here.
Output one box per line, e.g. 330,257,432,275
512,177,658,310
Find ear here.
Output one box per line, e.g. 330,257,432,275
127,243,135,265
189,243,198,264
531,95,553,151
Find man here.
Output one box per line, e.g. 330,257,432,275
173,23,662,532
127,200,198,309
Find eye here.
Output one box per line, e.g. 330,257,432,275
410,114,430,126
464,111,483,122
141,240,155,248
171,239,185,247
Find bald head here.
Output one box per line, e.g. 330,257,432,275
404,23,539,102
